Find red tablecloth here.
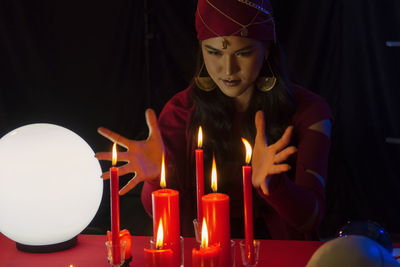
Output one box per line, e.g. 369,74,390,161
0,233,324,266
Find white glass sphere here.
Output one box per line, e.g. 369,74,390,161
0,123,103,246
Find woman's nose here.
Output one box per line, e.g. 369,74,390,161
224,55,238,76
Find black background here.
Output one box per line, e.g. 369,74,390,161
1,0,399,239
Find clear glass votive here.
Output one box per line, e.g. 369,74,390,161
193,218,201,243
192,224,236,267
231,239,236,267
105,240,126,267
239,240,261,267
193,237,236,266
150,236,184,267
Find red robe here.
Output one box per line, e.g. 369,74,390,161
141,84,333,240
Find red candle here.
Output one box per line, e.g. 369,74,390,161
195,126,204,222
144,248,173,267
110,143,121,265
242,138,255,264
202,156,231,266
192,218,220,267
144,220,174,267
152,153,181,267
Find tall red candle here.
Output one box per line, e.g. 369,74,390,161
202,156,231,267
110,143,121,265
152,153,181,267
242,138,255,265
192,218,220,267
195,126,204,222
144,220,174,267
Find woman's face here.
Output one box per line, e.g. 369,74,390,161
201,36,268,108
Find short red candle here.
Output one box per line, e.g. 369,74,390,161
192,218,221,267
145,219,175,267
242,138,255,264
195,126,204,222
202,193,230,266
110,143,120,265
192,244,220,267
144,247,173,267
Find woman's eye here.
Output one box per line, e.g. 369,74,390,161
206,50,221,56
236,50,253,57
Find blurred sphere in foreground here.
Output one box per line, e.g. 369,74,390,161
0,123,103,246
306,235,400,267
338,220,392,253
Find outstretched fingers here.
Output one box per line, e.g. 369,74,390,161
97,127,131,149
95,151,131,162
270,163,291,174
99,161,137,180
119,176,142,195
95,152,111,161
260,182,269,195
101,171,110,180
274,146,297,164
255,110,268,146
145,109,161,140
273,126,294,151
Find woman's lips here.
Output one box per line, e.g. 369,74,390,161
222,79,241,87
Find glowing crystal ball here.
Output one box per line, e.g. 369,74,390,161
0,123,103,246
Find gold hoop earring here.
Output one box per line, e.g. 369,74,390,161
257,62,276,92
194,63,216,91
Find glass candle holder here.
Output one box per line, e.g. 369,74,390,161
239,240,260,267
193,218,201,243
230,240,236,267
149,236,184,267
105,240,126,267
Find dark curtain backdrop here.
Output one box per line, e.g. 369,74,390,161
1,0,399,239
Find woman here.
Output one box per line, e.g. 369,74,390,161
96,0,332,240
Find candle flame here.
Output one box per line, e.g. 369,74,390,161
198,126,203,148
160,153,166,188
201,218,208,248
156,219,164,249
241,138,252,164
112,143,117,166
211,155,217,193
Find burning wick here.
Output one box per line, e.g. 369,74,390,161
201,218,208,249
156,219,164,250
211,155,217,193
160,153,166,189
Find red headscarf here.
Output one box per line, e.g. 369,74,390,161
195,0,276,41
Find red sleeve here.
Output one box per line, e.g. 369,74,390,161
257,86,333,233
141,88,193,217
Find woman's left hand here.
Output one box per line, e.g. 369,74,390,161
252,110,297,195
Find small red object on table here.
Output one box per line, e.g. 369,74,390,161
107,229,132,260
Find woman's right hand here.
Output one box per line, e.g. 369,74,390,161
95,109,164,195
252,110,297,195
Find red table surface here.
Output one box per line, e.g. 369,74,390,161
0,233,324,267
